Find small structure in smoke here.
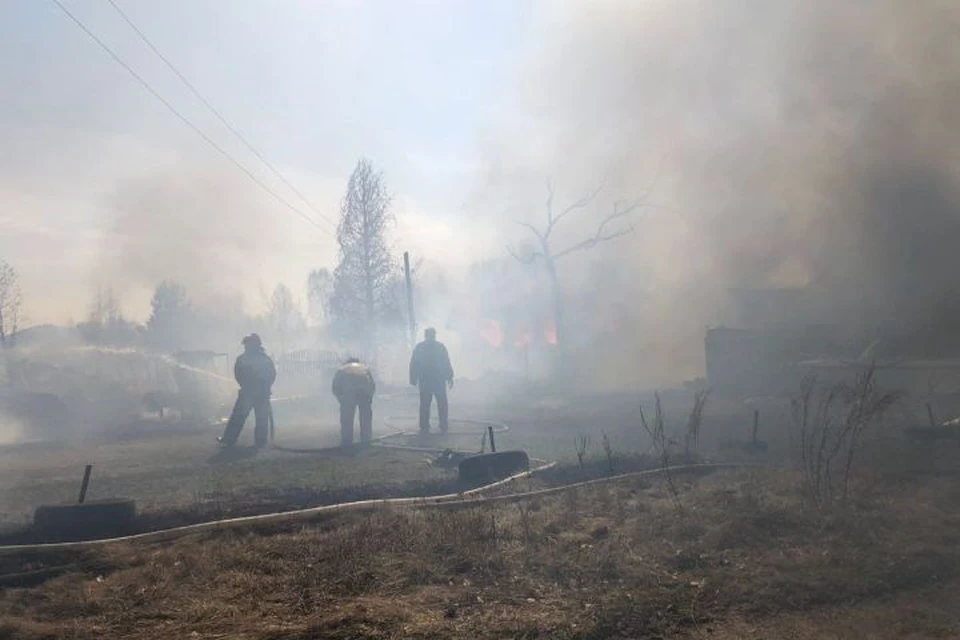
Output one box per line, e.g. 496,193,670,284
705,287,848,397
273,348,357,397
706,286,960,404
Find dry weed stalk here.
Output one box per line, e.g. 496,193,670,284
576,435,591,470
517,504,533,545
791,364,900,508
601,431,615,475
641,391,682,512
684,388,711,457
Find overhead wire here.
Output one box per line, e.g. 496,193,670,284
104,0,337,231
50,0,332,235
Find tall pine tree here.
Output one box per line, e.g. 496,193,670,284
330,158,395,359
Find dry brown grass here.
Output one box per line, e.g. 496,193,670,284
1,465,959,639
0,438,453,533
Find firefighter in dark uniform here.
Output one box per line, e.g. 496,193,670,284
409,327,454,434
332,357,376,447
218,333,277,447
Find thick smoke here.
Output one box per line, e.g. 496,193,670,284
475,0,960,387
101,165,294,318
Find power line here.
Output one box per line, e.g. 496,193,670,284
104,0,337,231
50,0,331,235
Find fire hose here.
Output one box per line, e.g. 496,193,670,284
0,400,762,553
0,458,761,590
0,459,757,554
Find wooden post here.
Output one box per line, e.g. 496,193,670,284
78,465,93,504
488,426,497,453
752,410,760,445
404,251,416,350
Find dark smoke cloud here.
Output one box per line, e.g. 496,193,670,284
476,0,960,387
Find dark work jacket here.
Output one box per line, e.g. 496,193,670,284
332,362,376,402
234,348,277,397
409,340,454,387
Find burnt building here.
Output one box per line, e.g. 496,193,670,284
706,285,960,398
705,288,855,397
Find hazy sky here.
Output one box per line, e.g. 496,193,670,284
6,0,959,388
0,0,535,324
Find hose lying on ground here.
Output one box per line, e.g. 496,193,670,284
0,413,762,553
0,462,552,553
0,463,764,554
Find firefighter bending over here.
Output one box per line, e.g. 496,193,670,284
218,333,277,447
409,327,454,434
332,357,376,447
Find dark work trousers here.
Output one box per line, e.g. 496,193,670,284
418,382,449,433
339,393,373,447
221,389,271,446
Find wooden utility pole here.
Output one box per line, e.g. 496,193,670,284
403,251,416,349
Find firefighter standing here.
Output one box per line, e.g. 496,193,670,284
218,333,277,447
409,327,454,434
332,357,376,447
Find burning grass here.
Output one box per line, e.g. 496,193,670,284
1,467,958,639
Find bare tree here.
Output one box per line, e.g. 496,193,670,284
265,283,305,355
78,286,141,346
0,259,23,347
307,268,333,326
508,178,648,355
88,285,120,326
330,158,396,358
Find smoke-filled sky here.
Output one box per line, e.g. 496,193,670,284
3,0,960,383
0,0,528,323
475,0,960,382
